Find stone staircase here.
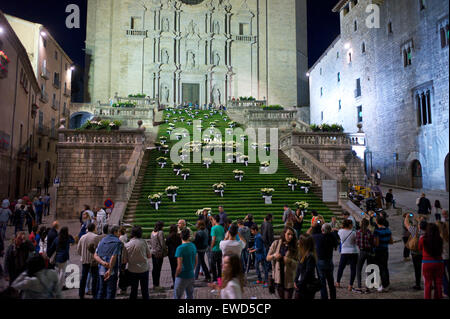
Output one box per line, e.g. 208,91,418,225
278,150,344,218
122,150,151,225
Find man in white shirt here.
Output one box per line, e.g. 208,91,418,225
95,207,107,235
220,223,245,258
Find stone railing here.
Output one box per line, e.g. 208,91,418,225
233,35,257,43
94,106,153,118
246,110,297,129
116,96,157,106
58,129,145,145
347,132,366,146
282,131,364,148
227,100,266,108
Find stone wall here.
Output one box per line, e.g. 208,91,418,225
308,0,449,191
55,130,145,219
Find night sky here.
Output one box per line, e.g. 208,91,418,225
0,0,340,69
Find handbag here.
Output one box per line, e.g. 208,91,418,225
305,265,322,294
338,230,354,253
406,229,419,252
268,239,282,294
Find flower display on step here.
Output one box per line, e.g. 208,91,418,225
165,186,179,195
213,182,226,191
195,208,212,216
294,201,309,210
157,157,168,164
286,177,299,185
148,193,163,202
261,188,275,196
260,161,270,167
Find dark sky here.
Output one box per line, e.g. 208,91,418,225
0,0,340,69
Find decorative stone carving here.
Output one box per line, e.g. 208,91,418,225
186,50,196,69
161,84,170,103
161,49,169,64
213,51,220,66
162,17,170,32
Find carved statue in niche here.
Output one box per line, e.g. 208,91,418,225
161,49,169,64
187,20,197,35
161,85,170,103
162,17,170,32
213,20,220,34
187,51,196,69
212,87,221,105
213,52,220,66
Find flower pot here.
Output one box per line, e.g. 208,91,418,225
159,162,166,168
288,183,297,192
168,193,177,202
214,190,224,197
182,174,189,180
262,196,272,205
149,200,161,210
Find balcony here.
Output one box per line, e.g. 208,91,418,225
63,88,71,97
40,67,50,80
126,29,147,37
40,90,49,104
233,35,257,43
354,88,361,98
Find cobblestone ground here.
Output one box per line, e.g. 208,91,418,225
1,186,447,299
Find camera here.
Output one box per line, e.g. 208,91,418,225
317,220,321,224
373,213,377,217
361,212,365,215
409,213,413,217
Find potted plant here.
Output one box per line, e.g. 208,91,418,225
157,157,168,168
228,121,236,128
241,155,249,167
299,180,312,193
233,170,245,181
172,163,184,175
264,143,271,152
286,177,299,191
261,188,275,204
213,182,226,197
251,143,258,150
165,186,179,202
294,201,309,213
180,168,190,180
148,193,163,210
260,161,270,172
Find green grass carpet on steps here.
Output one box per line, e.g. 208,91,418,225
124,108,333,238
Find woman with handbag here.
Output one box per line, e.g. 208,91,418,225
294,234,320,299
150,221,166,290
266,227,299,299
404,214,427,290
335,219,358,291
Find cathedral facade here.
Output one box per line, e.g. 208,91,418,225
84,0,309,107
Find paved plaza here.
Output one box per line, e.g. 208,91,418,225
1,186,447,299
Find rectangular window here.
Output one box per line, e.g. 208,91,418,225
320,87,323,97
337,51,340,59
416,88,433,126
388,22,393,34
419,0,426,10
339,99,342,110
38,111,43,129
355,78,361,97
54,51,58,60
337,72,340,82
440,23,449,48
357,105,363,123
354,20,358,32
239,23,249,36
321,111,324,121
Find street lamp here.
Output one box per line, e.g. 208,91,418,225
344,42,351,50
0,27,4,34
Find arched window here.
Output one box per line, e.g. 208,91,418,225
361,42,366,53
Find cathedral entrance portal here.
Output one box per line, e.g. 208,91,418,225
411,160,423,189
182,83,200,105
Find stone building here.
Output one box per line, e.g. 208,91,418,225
308,0,449,191
0,11,41,199
5,14,74,194
84,0,309,108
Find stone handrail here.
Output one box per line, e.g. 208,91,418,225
284,131,365,147
293,119,312,132
115,144,146,202
227,100,266,108
246,109,297,120
116,96,157,106
58,129,145,145
94,106,154,118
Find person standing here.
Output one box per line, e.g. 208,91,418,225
220,223,245,258
282,205,294,226
237,219,250,273
33,197,44,225
401,213,412,262
194,220,211,282
355,219,374,291
0,200,12,241
312,223,338,299
46,226,75,290
11,254,61,299
209,254,244,299
244,214,256,269
210,215,225,283
46,221,59,265
417,193,432,216
43,194,51,217
385,189,396,210
433,200,443,222
166,224,182,289
3,232,35,285
77,223,100,299
335,219,358,291
404,215,427,290
94,225,123,299
260,214,274,273
125,226,151,300
266,227,299,299
294,234,319,300
249,225,268,286
174,228,197,299
13,205,25,235
292,209,304,238
218,206,227,227
419,223,445,299
375,170,381,185
373,216,393,292
95,207,107,235
436,221,449,297
150,221,166,290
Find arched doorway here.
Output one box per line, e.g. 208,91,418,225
69,112,93,129
411,160,423,189
445,153,449,192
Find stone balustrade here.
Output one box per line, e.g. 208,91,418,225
227,100,266,108
116,96,158,106
58,129,145,145
95,107,153,118
281,131,365,148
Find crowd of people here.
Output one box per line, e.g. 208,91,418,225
0,194,448,300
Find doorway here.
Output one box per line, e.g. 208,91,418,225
411,160,423,189
182,83,200,105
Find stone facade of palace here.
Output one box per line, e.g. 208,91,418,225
308,0,449,191
84,0,309,108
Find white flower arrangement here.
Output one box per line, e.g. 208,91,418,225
233,170,245,181
148,193,163,202
261,188,275,196
180,168,191,180
294,201,309,210
165,186,179,195
299,180,313,187
213,182,227,191
260,161,270,167
196,208,212,216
